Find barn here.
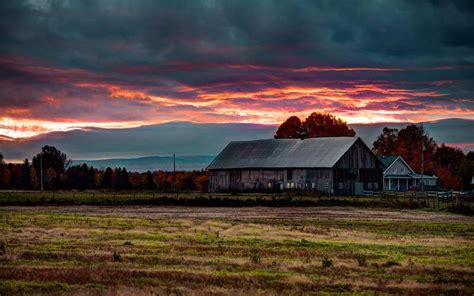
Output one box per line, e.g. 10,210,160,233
207,137,384,195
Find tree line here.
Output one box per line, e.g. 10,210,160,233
0,146,208,191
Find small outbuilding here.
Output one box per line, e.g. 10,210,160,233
207,137,384,195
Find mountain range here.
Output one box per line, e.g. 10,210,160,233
1,118,473,171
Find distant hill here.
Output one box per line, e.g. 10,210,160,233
1,119,473,166
72,155,215,172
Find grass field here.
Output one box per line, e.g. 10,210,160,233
0,205,473,295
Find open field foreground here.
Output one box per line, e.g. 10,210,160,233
0,206,473,295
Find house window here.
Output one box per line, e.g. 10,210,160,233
368,182,372,189
287,170,293,180
374,183,379,190
401,167,405,173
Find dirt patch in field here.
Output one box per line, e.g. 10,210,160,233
1,206,473,223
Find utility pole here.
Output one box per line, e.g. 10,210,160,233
173,153,177,198
40,152,44,192
421,142,425,192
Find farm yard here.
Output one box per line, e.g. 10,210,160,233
0,203,473,295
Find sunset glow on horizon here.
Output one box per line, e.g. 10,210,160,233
1,1,473,139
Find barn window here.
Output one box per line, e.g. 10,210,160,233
368,182,372,189
373,183,379,190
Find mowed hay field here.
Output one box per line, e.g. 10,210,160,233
0,206,473,295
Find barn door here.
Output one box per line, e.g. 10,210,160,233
354,182,363,195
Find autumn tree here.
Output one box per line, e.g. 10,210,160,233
114,168,130,190
30,167,39,190
145,171,156,190
434,145,474,190
195,174,209,192
372,128,399,156
394,125,436,174
433,145,465,173
303,113,355,138
32,145,70,189
436,167,462,190
128,172,142,189
275,113,355,139
21,159,32,189
102,167,113,189
275,116,303,138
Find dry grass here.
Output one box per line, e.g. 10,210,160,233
0,206,473,295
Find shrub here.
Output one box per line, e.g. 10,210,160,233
112,251,122,262
250,250,261,264
356,254,367,267
322,257,332,268
123,241,133,246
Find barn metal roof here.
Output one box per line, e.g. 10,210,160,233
207,137,360,170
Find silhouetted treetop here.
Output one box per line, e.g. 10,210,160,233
275,112,355,139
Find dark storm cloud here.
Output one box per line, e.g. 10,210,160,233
0,0,473,136
2,0,474,69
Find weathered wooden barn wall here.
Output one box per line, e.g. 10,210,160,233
333,139,383,194
209,168,333,193
208,170,231,192
241,169,284,190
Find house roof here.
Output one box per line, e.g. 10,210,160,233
207,137,360,170
378,156,398,168
379,155,416,175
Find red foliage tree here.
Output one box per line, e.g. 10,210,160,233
436,166,462,190
303,113,355,138
393,124,436,174
275,116,302,138
275,113,355,139
433,144,469,190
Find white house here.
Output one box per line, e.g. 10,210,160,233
378,156,438,191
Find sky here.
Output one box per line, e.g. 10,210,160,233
1,0,474,138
